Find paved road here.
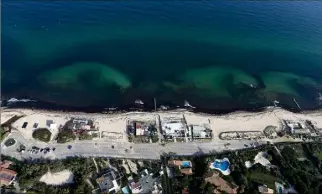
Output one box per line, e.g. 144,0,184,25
1,131,267,160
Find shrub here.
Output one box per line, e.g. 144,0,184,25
32,128,52,142
56,129,76,143
4,138,16,147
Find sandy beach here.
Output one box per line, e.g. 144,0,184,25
1,107,322,143
39,170,74,185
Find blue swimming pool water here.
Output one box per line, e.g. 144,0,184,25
213,160,230,171
181,161,191,168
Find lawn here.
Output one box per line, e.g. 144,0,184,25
0,127,5,141
56,129,76,143
32,128,52,142
315,151,322,161
249,172,280,189
0,126,9,142
78,133,93,140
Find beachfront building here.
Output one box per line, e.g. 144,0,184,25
127,120,157,137
188,125,212,139
62,118,98,137
126,118,158,143
70,118,96,131
283,120,310,134
209,158,231,175
168,160,193,175
161,116,188,139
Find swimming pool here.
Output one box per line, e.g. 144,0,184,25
181,161,192,168
212,160,229,171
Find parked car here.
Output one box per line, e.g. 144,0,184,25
32,146,40,150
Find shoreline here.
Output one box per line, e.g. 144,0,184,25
1,102,321,117
2,97,319,116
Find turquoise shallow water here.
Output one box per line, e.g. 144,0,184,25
2,1,322,111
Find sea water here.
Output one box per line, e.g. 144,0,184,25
2,1,322,112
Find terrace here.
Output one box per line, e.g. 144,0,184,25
161,117,187,140
283,119,318,137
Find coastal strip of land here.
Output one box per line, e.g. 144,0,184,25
1,107,322,160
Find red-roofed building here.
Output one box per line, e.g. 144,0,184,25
0,161,12,169
0,168,17,186
182,188,189,194
129,181,142,193
168,160,193,175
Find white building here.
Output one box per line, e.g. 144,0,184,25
188,125,212,138
161,118,187,137
284,120,310,134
